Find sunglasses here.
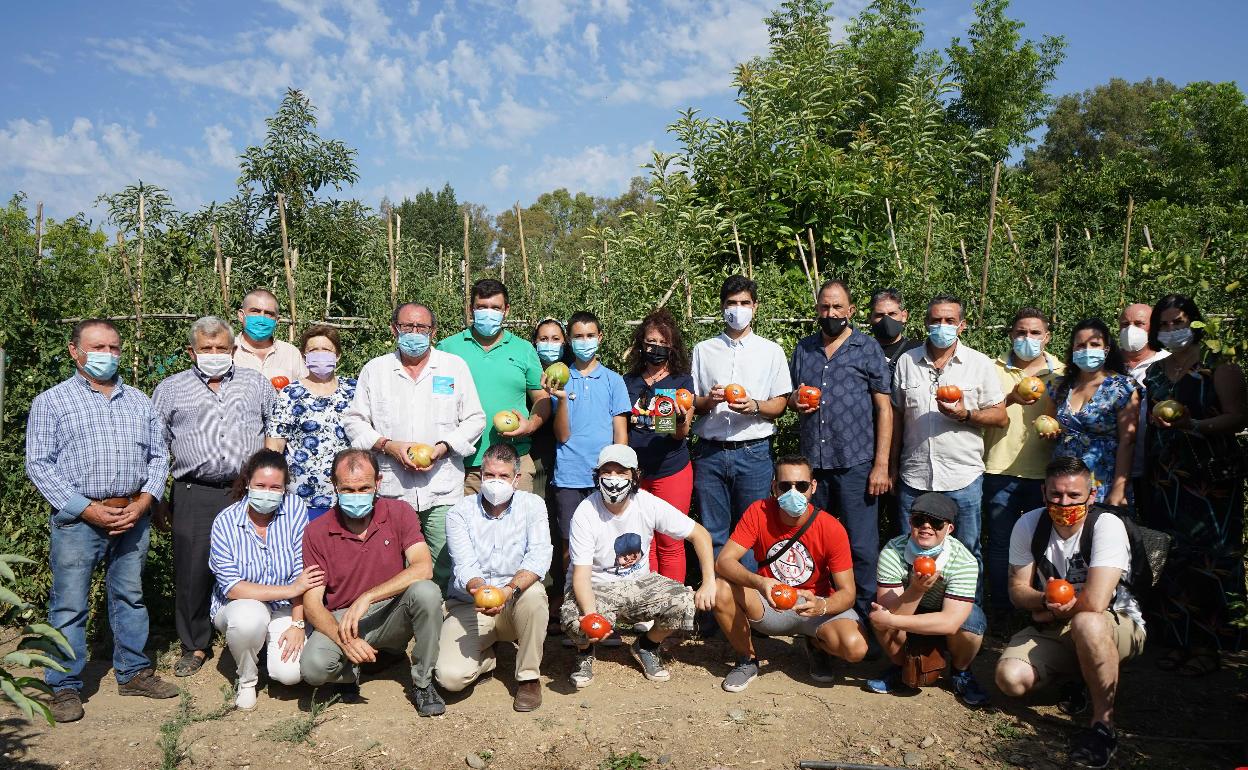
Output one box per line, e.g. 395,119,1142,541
776,481,811,493
910,513,949,530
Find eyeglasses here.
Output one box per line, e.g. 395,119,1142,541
395,323,434,334
910,513,948,530
776,481,811,493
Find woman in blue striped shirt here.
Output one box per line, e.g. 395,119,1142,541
209,449,324,710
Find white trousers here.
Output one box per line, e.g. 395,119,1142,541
212,599,302,688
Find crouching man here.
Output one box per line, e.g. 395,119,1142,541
437,444,553,712
866,492,990,706
713,454,867,692
299,449,446,716
562,445,717,688
995,457,1146,769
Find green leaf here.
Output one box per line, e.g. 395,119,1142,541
24,624,73,658
0,586,28,609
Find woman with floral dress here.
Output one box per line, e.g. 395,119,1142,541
1045,318,1139,505
265,325,356,519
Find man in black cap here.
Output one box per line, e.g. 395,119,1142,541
864,492,989,706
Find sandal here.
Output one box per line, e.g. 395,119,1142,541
1177,650,1221,677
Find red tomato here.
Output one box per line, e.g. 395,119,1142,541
935,384,963,402
1046,579,1076,605
270,376,290,390
579,613,612,641
724,383,748,403
798,385,821,409
769,583,798,611
675,388,694,410
913,555,937,577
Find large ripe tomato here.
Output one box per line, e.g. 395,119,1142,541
1015,376,1044,401
407,443,435,468
474,585,506,609
1045,579,1076,605
913,555,937,577
1034,415,1061,437
579,613,612,641
769,583,798,611
797,385,821,409
675,388,694,410
935,384,962,403
724,383,748,403
270,376,290,390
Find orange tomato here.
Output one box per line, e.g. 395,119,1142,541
675,388,694,410
1046,579,1076,605
935,384,962,403
270,376,290,390
724,383,748,403
769,583,798,611
474,586,506,609
1015,376,1044,401
913,555,937,577
579,613,612,641
797,385,821,409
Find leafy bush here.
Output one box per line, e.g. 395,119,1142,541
0,555,73,724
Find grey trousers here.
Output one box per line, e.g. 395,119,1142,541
300,581,443,688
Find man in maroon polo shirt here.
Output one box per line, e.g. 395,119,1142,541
299,449,446,716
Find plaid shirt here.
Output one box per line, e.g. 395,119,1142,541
25,373,169,524
152,365,274,482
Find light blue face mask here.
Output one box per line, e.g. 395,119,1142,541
83,351,119,380
927,324,959,349
398,332,431,358
571,338,599,362
906,537,944,559
1012,336,1043,361
338,492,375,519
244,314,277,341
473,308,505,337
1072,348,1106,372
777,488,809,516
535,342,563,364
247,489,283,515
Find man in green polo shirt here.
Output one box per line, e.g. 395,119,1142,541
438,279,551,494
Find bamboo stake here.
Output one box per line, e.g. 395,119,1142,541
684,275,693,320
1052,224,1061,323
795,235,815,302
500,247,508,283
386,209,396,307
806,228,820,284
463,212,471,323
922,209,933,280
1198,235,1212,263
655,276,682,310
1003,222,1034,293
325,260,333,319
732,221,744,271
211,223,229,308
884,198,903,271
1119,195,1134,308
515,203,531,293
1085,227,1094,258
438,244,444,285
394,212,402,294
746,244,753,279
602,238,609,286
117,233,140,381
276,192,298,341
34,201,43,259
1143,224,1153,251
134,193,145,371
981,162,1001,318
958,239,974,284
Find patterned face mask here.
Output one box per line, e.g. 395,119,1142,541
1046,500,1089,527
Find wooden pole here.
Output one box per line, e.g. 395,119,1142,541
117,233,140,381
438,244,444,284
276,192,298,341
386,209,396,307
211,223,229,308
655,276,682,310
922,209,933,281
746,244,754,279
1143,224,1153,251
500,247,508,283
795,235,815,301
884,198,903,271
980,161,1001,318
515,203,531,293
1119,195,1134,308
325,260,333,319
684,274,693,320
958,239,974,284
462,212,471,324
1198,235,1212,263
34,201,43,258
732,221,745,272
395,212,402,295
1003,222,1034,293
806,228,820,284
1051,224,1061,323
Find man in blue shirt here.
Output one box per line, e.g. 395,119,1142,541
437,443,553,712
25,319,179,722
788,279,893,620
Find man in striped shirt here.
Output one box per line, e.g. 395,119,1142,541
25,319,178,722
153,316,275,677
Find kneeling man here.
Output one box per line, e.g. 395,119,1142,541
300,449,446,716
867,491,990,706
995,456,1146,769
713,454,867,692
437,444,552,711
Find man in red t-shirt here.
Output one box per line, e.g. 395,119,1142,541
713,455,868,692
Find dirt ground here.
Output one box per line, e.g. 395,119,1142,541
1,627,1244,770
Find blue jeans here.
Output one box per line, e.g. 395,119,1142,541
46,514,152,692
693,438,774,573
811,462,878,619
981,474,1045,613
897,477,985,605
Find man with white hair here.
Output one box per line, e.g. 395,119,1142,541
153,316,275,677
232,288,308,382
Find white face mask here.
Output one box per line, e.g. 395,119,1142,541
1119,324,1148,353
724,305,754,331
195,352,233,378
1157,327,1194,351
598,474,633,504
480,478,515,506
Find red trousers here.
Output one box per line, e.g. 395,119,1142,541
642,462,694,582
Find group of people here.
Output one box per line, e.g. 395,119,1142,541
25,276,1244,769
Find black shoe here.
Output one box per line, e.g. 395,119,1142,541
49,689,84,723
1059,680,1090,716
411,683,446,717
328,682,363,704
802,638,837,683
1069,722,1117,769
173,651,208,677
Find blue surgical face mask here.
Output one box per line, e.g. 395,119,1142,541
83,351,119,380
244,314,277,341
472,308,505,338
338,492,375,519
907,537,944,559
247,488,283,515
927,323,959,349
535,342,563,364
397,332,430,358
777,488,809,516
571,338,599,362
1072,348,1106,372
1012,336,1043,361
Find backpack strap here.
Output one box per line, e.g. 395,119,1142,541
760,507,822,569
1030,513,1055,590
1078,505,1104,568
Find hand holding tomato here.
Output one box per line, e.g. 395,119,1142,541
913,555,937,577
1044,578,1077,616
935,397,969,422
768,582,798,610
793,384,820,414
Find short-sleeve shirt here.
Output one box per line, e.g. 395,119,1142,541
1009,508,1143,628
691,332,793,441
983,352,1065,479
302,497,426,611
624,371,695,479
877,534,978,612
267,378,357,509
553,363,631,489
789,329,891,470
568,489,696,585
729,498,853,596
891,341,1005,491
438,330,544,466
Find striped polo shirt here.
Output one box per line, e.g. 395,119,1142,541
208,494,308,619
876,533,978,612
152,365,274,482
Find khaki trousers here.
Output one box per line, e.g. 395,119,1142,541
435,587,549,691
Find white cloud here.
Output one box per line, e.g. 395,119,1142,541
490,43,527,77
590,0,630,21
490,164,511,189
532,141,654,195
450,40,491,96
517,0,572,38
203,125,236,170
583,23,600,60
145,111,159,128
19,52,58,74
493,92,554,139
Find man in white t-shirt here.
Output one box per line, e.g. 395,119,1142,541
995,456,1146,769
561,445,717,688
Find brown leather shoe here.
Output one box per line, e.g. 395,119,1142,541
49,689,84,723
118,669,180,699
513,679,542,712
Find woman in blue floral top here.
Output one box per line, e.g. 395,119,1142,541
265,325,356,519
1044,318,1140,505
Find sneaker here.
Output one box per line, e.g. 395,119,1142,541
629,639,671,683
865,665,906,695
950,667,990,707
1059,680,1091,716
119,669,179,699
571,652,595,689
721,659,760,693
411,683,446,717
513,679,542,712
49,689,84,723
802,638,837,683
235,684,257,711
1069,722,1117,769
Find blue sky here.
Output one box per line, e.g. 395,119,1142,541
3,0,1246,223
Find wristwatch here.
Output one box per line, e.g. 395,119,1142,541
291,619,306,629
506,582,522,596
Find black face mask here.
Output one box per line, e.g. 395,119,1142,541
871,315,905,342
643,345,670,365
818,316,848,338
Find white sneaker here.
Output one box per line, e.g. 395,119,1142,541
235,684,257,711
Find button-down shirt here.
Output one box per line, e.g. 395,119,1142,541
984,352,1065,479
343,350,485,509
1126,350,1169,477
234,337,309,382
25,373,169,525
152,366,274,482
892,341,1004,491
789,328,890,470
444,489,553,603
208,494,308,619
692,332,793,441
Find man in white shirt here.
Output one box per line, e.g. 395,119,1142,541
562,445,717,688
691,274,793,573
995,456,1146,769
890,294,1007,584
232,288,309,382
1117,302,1168,507
343,302,486,592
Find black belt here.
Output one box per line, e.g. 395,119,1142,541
181,477,233,489
700,437,770,450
